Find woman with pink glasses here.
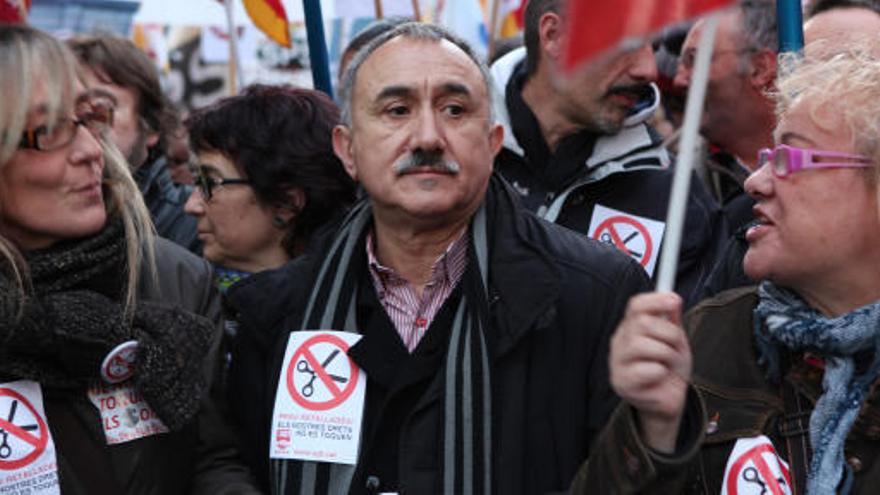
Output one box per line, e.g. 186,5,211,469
572,46,880,494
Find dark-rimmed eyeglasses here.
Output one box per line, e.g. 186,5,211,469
678,47,754,71
18,101,114,152
193,165,251,200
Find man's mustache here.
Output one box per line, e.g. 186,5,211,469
394,150,461,176
605,83,653,102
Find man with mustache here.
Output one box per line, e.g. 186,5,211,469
492,0,725,308
224,22,650,494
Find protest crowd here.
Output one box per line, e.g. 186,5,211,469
3,0,880,493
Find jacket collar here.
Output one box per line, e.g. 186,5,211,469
225,253,318,350
484,176,562,357
228,177,563,359
490,47,663,163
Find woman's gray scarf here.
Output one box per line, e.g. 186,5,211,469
272,200,492,495
754,281,880,494
0,218,214,431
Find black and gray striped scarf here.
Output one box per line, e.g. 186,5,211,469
271,199,493,495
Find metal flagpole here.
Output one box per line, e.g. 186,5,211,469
303,0,334,97
224,0,245,94
655,13,720,292
776,0,804,79
374,0,384,19
411,0,421,21
776,0,804,54
487,0,502,59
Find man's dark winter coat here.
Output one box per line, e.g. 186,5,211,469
225,176,650,494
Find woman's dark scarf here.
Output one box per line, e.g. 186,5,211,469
754,281,880,494
271,179,506,495
0,218,214,431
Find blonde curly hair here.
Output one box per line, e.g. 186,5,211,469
774,41,880,176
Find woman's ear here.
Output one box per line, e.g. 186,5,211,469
271,187,306,225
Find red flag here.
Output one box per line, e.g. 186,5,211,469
562,0,735,73
0,0,30,24
243,0,291,48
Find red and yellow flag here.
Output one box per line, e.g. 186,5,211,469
243,0,291,48
0,0,30,24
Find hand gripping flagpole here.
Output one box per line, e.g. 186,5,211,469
303,0,334,97
655,13,720,292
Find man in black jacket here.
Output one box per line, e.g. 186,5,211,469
225,22,649,495
492,0,726,309
69,35,200,253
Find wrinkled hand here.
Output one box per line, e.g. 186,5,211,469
609,292,691,453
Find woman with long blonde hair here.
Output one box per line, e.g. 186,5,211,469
0,24,258,494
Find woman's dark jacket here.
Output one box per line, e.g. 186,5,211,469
572,287,880,494
0,235,259,495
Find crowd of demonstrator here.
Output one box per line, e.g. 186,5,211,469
2,0,880,493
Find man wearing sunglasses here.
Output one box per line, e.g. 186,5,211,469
68,34,201,254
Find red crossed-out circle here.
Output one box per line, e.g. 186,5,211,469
286,334,359,411
592,215,654,268
101,341,137,384
726,443,792,495
0,388,49,471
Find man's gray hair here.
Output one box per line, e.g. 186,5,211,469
739,0,779,52
337,22,495,127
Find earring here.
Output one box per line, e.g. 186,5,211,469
273,216,287,228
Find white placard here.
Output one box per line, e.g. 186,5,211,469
0,380,60,495
588,204,666,276
270,331,366,465
721,436,792,495
88,383,169,445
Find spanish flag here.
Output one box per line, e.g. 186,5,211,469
243,0,291,48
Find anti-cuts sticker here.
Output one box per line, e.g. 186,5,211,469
588,204,666,277
721,436,793,495
0,380,60,495
87,383,169,445
270,331,366,465
88,341,169,445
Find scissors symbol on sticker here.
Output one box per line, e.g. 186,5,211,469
296,349,348,397
742,466,787,494
599,231,643,258
0,400,39,459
